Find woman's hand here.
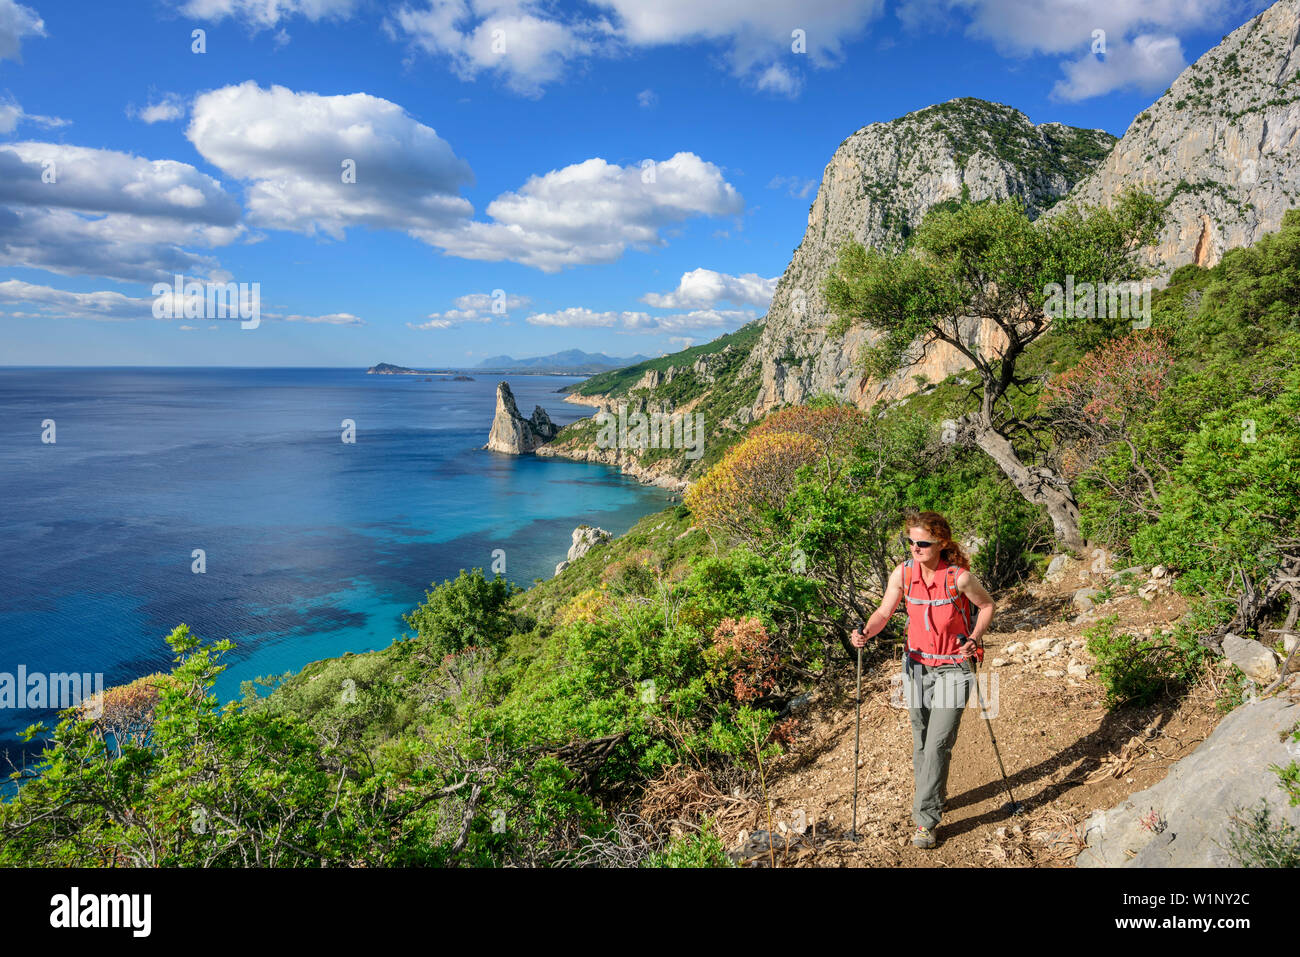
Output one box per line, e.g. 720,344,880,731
850,626,870,648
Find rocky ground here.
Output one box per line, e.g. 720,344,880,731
712,563,1298,867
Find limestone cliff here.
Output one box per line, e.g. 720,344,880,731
1062,0,1300,275
734,98,1115,419
483,381,559,454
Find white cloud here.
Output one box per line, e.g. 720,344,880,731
637,88,657,108
0,142,244,282
667,336,695,349
0,142,241,223
0,0,43,62
1052,34,1187,101
174,0,360,29
526,307,646,328
754,63,802,97
281,311,366,325
407,291,531,328
767,174,817,199
407,308,488,329
524,304,757,334
390,0,882,96
0,280,366,327
592,0,883,90
902,0,1247,56
641,267,777,309
621,307,758,334
0,97,67,134
898,0,1254,99
452,291,530,311
129,93,188,124
0,279,160,321
184,83,737,270
416,152,743,272
389,1,618,98
186,82,475,239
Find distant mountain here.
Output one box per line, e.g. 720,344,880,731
472,350,653,374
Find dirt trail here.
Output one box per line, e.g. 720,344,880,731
732,574,1228,867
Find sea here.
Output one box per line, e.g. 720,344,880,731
0,367,675,759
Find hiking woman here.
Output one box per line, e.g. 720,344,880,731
850,510,995,849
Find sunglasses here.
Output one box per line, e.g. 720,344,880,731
906,538,935,548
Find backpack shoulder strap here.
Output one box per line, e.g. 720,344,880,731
947,564,973,633
903,558,913,596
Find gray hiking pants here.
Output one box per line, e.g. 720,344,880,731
901,657,974,829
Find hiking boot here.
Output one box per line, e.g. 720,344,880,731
912,825,937,849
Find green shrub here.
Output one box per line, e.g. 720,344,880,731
1131,364,1300,632
1221,800,1300,867
1271,722,1300,807
1084,614,1206,708
403,568,520,658
643,818,735,868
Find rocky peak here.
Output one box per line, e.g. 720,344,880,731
736,97,1116,418
484,381,559,454
1063,0,1300,274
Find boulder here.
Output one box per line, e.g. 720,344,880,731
1222,634,1281,683
1076,698,1300,867
1110,565,1147,580
1072,588,1101,612
1045,554,1081,584
554,525,612,576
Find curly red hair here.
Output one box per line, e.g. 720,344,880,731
902,509,970,570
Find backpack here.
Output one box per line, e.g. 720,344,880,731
901,558,980,663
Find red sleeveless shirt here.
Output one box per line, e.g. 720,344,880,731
901,558,971,666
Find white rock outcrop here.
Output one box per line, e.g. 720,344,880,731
484,381,559,454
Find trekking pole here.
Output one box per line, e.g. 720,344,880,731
968,654,1023,816
851,638,863,840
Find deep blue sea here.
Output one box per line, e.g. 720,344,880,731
0,368,675,757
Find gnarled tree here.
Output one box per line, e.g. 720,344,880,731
823,189,1164,553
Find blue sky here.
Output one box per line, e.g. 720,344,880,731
0,0,1269,367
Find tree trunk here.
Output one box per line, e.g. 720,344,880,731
965,414,1085,554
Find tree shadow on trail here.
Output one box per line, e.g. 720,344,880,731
938,693,1186,842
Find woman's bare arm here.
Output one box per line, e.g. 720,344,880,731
956,569,995,651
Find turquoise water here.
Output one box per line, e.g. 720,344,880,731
0,367,676,752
